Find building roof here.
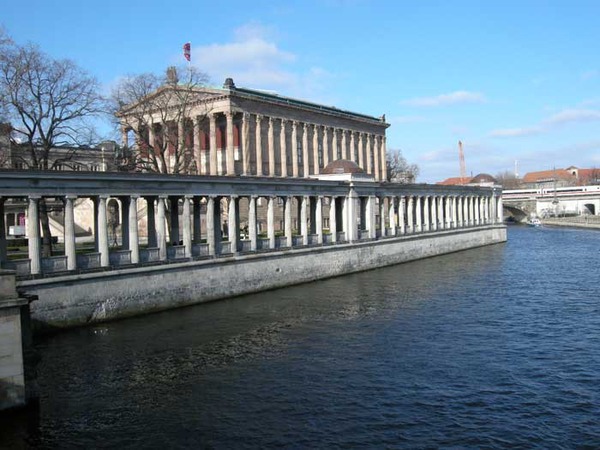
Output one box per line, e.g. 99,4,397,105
437,177,468,186
522,168,578,183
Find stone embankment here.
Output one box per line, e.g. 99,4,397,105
542,216,600,230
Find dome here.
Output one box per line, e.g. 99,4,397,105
321,159,365,175
470,173,496,183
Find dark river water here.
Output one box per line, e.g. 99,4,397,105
3,225,600,449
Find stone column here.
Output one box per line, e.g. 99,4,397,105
366,196,375,239
291,121,299,177
193,117,201,175
255,115,263,176
380,197,386,237
444,196,450,229
452,197,458,228
330,196,337,243
423,196,430,232
347,187,359,242
178,119,185,160
323,126,330,168
284,196,293,247
97,196,110,267
316,196,323,244
249,196,257,251
303,123,310,177
157,197,167,261
0,201,6,267
438,196,444,230
64,196,77,271
389,197,397,236
415,196,422,233
431,196,438,231
312,124,319,175
497,193,503,223
228,196,239,253
209,113,217,176
267,196,276,249
350,131,356,163
398,196,406,235
129,196,140,264
358,133,365,171
279,119,288,177
341,129,348,160
366,135,373,175
407,196,414,233
206,196,216,256
332,129,339,160
242,112,250,175
182,196,192,258
374,136,381,181
268,117,276,176
301,196,309,246
381,136,388,182
226,111,235,175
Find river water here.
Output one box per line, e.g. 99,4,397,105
3,225,600,448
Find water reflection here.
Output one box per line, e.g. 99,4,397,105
4,225,600,448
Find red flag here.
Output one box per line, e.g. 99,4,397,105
183,42,191,62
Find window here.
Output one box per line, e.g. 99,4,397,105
297,139,303,164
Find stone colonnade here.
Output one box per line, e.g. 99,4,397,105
122,113,388,181
0,180,503,277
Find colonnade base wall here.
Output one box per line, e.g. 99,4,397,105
21,225,506,332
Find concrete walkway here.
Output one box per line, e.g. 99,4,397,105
541,216,600,230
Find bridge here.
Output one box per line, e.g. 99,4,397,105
503,186,600,221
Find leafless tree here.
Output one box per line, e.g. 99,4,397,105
112,66,212,174
0,33,104,256
495,170,523,189
386,148,419,183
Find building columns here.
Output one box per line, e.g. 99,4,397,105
182,196,192,258
157,196,167,261
255,115,263,176
64,196,76,271
128,196,140,263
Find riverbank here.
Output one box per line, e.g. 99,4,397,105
541,216,600,230
19,225,506,333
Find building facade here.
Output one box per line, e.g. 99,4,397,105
118,76,390,181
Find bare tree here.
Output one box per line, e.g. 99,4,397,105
494,170,522,189
112,66,212,174
0,34,104,256
386,148,419,183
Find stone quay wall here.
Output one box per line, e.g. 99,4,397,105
20,225,506,332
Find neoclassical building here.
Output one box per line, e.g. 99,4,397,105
118,76,389,181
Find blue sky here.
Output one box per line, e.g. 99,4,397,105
3,0,599,182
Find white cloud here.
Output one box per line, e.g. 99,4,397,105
192,22,336,100
401,91,486,107
544,108,600,125
489,126,543,138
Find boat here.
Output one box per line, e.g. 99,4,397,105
528,218,542,227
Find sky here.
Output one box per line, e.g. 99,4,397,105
2,0,600,183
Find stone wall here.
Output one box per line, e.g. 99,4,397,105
20,226,506,332
0,271,29,411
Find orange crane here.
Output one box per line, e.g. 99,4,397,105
458,140,467,184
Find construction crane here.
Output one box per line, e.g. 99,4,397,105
458,140,467,184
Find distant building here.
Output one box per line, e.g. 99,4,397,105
0,123,118,172
437,173,497,187
522,166,600,188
